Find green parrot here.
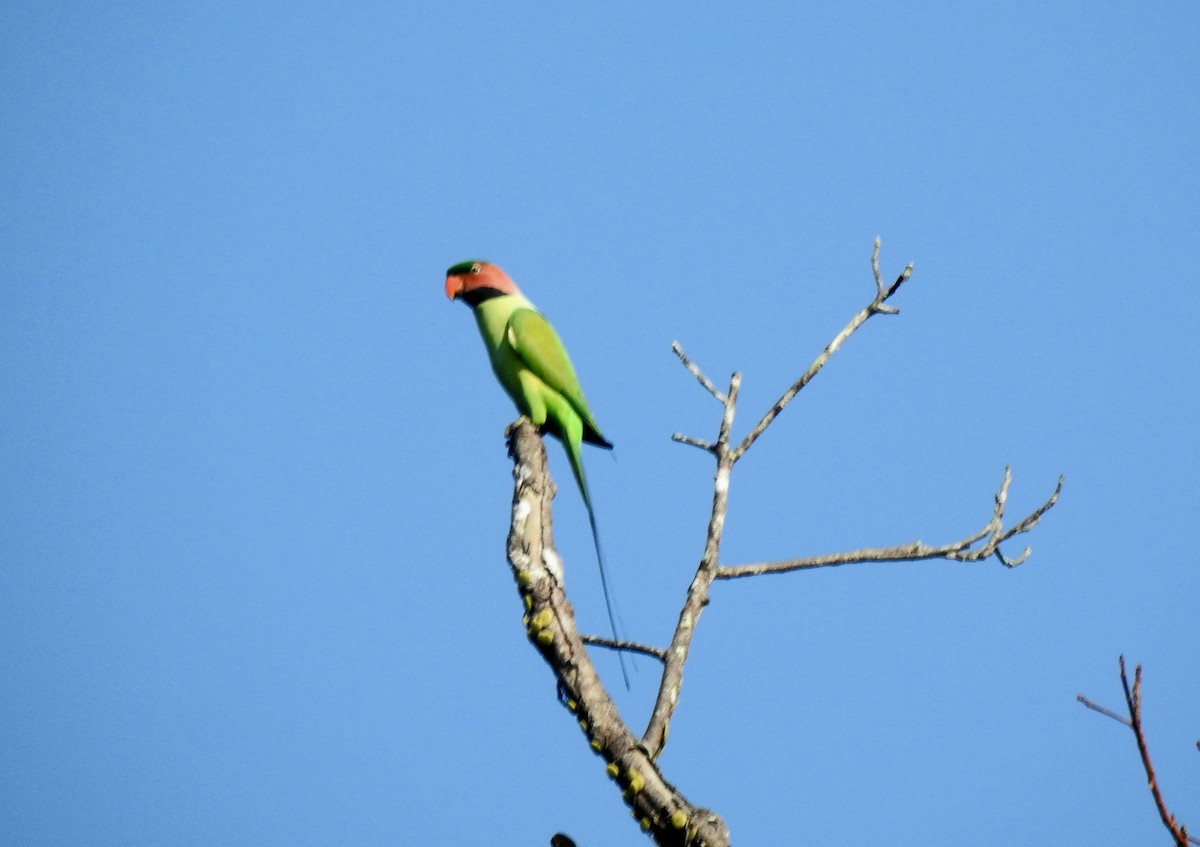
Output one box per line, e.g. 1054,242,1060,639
445,260,628,687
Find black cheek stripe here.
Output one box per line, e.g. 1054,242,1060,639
461,287,507,307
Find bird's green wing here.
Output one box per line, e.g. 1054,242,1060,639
505,307,625,684
506,308,602,432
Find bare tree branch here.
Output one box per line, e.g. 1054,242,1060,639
654,240,1059,775
1075,694,1132,727
729,237,912,463
498,239,1061,844
581,634,668,663
672,340,727,403
717,468,1064,578
1079,657,1194,846
872,234,913,307
1121,659,1195,847
642,373,740,760
670,432,716,453
505,421,730,847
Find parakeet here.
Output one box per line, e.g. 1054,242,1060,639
445,260,628,686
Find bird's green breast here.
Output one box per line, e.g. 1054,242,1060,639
473,293,533,410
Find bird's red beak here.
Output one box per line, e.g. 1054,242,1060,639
445,275,464,300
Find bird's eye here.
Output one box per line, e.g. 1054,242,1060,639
471,263,482,274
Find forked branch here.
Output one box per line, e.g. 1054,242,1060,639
731,236,912,462
718,467,1064,578
505,422,729,847
501,239,1061,845
1078,658,1195,847
651,239,1061,763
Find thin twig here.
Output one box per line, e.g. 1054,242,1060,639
581,634,668,663
642,373,740,759
671,433,716,453
672,341,727,403
873,235,914,305
1075,694,1132,727
1080,658,1193,846
1119,658,1193,846
717,469,1063,578
731,238,911,463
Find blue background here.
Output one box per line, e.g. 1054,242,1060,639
3,3,1196,844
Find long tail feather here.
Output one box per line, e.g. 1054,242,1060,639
585,498,630,690
568,443,630,690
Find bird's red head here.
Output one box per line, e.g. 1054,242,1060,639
444,260,519,304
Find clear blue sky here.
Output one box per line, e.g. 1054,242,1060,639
3,3,1196,845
